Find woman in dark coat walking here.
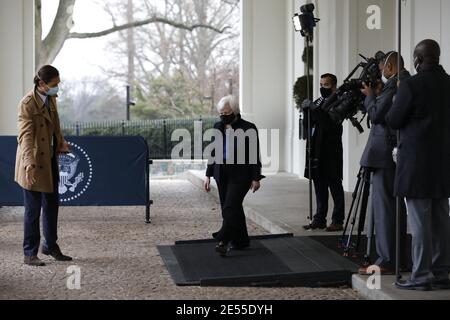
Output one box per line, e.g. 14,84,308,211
204,95,265,256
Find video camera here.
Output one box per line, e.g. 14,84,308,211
292,4,320,39
320,52,385,133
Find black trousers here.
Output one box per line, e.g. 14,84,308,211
213,168,251,246
23,157,59,257
312,174,345,225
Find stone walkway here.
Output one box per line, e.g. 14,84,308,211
0,180,361,300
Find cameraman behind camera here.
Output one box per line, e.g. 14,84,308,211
302,74,345,232
358,51,410,275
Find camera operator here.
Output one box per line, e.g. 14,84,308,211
386,40,450,291
302,74,345,232
358,51,410,275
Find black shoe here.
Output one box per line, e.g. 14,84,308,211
24,256,46,267
395,279,432,291
215,242,228,257
42,246,73,262
303,221,327,231
432,278,450,290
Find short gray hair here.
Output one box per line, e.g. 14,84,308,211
217,95,240,114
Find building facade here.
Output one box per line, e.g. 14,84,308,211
241,0,450,190
1,0,449,191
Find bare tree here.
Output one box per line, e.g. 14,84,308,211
102,2,238,90
35,0,230,68
124,0,240,116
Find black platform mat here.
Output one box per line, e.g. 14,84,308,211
310,235,413,270
158,234,360,287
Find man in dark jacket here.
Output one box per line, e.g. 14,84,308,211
386,39,450,291
358,52,410,275
302,74,345,232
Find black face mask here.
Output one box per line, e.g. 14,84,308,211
320,87,333,98
220,113,236,125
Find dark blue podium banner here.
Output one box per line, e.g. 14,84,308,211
0,136,149,207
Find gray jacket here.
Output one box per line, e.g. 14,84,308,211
360,70,410,169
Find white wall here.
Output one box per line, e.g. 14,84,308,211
401,0,450,72
0,0,35,135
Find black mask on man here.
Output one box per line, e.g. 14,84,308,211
221,113,236,125
320,87,333,99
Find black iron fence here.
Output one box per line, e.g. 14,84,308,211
61,117,218,160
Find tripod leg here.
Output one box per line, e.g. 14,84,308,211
356,171,371,252
364,196,375,267
341,168,363,246
344,170,366,255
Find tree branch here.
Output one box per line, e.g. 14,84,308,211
39,0,76,66
68,16,230,39
35,0,43,67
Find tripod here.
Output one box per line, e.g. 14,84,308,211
340,167,373,258
341,166,408,269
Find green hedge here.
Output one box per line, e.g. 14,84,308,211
61,118,218,160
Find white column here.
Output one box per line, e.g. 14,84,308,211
286,0,307,176
402,0,450,72
441,0,450,70
0,0,35,135
240,0,254,118
240,0,289,173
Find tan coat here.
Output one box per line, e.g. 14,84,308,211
15,89,65,193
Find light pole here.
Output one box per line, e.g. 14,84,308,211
126,85,135,121
292,4,320,223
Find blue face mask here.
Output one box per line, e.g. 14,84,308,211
46,85,59,96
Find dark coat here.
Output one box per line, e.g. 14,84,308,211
386,64,450,198
360,70,411,169
206,115,265,183
304,98,343,180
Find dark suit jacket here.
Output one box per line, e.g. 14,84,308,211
386,64,450,198
360,71,410,169
206,115,265,183
303,98,343,180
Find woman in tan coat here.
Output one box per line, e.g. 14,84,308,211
15,65,72,266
